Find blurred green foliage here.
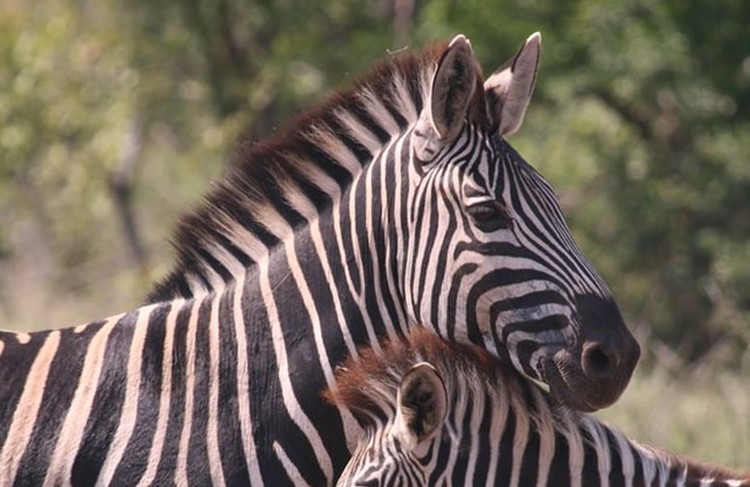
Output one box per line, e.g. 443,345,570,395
1,0,749,369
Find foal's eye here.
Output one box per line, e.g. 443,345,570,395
467,200,513,232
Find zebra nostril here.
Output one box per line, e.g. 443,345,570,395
581,343,617,380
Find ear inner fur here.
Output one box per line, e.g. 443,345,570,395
394,363,447,446
484,32,541,136
429,35,477,140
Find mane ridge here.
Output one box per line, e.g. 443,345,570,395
146,42,458,303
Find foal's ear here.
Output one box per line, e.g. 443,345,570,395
484,32,541,136
413,35,477,162
391,363,447,451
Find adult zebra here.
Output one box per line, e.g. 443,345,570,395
331,330,749,487
0,33,639,485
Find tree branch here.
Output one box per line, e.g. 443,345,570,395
110,116,148,273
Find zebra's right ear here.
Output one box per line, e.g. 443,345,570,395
391,362,447,451
484,32,541,136
412,35,477,164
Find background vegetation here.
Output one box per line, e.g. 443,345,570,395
1,0,748,469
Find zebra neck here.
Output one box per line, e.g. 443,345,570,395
147,50,436,304
628,440,750,486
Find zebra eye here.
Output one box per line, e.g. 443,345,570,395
467,200,513,232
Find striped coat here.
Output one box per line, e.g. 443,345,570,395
1,33,639,485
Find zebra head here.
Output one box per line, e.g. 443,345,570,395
403,33,640,412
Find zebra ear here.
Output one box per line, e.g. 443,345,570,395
392,362,447,451
484,32,541,136
413,35,477,162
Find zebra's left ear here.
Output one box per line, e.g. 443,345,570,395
484,32,541,136
413,35,477,163
391,362,447,451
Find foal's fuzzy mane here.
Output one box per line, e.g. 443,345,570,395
326,328,511,420
147,40,490,303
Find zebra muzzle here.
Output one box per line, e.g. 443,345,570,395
545,295,641,411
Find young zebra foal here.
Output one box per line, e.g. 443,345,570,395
329,330,750,487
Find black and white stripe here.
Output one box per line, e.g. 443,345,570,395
332,330,750,487
1,33,639,485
